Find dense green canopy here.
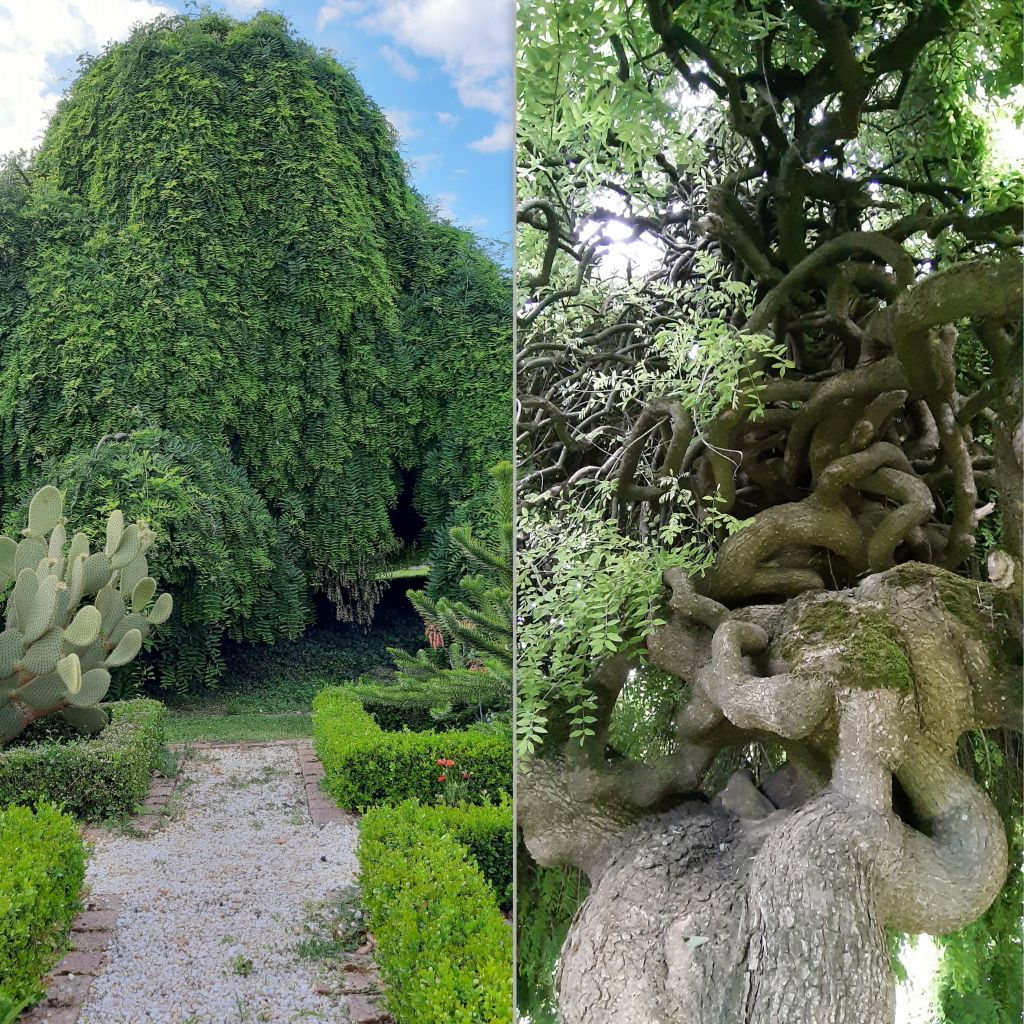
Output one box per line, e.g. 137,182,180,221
0,11,510,689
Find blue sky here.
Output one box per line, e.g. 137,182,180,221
0,0,513,254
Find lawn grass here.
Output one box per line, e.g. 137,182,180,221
163,713,313,743
159,594,425,744
161,599,424,720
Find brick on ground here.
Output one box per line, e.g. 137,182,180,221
346,994,393,1023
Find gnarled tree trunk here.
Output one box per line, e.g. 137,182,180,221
519,565,1019,1024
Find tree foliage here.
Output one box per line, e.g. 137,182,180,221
516,0,1022,1018
357,461,513,726
0,11,511,689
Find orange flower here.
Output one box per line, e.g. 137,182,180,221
437,774,447,783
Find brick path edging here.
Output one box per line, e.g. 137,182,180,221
19,894,123,1023
129,760,180,835
22,739,390,1022
342,953,393,1023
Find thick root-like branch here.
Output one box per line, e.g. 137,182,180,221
885,736,1008,934
700,619,831,738
701,500,864,603
618,398,694,502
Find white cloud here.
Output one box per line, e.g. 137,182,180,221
222,0,263,13
409,152,441,173
0,0,173,157
433,191,457,219
379,44,417,81
317,0,512,137
469,119,512,153
383,108,419,142
436,111,459,127
317,0,368,32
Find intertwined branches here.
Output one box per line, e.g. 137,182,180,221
519,0,1023,613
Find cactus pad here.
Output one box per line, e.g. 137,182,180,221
0,537,16,586
100,587,127,636
119,553,149,599
61,705,108,734
0,704,22,743
15,672,67,711
27,485,63,538
76,637,107,672
105,509,125,556
19,630,64,676
82,552,113,595
0,485,171,744
148,592,173,626
0,674,20,703
65,605,102,647
0,631,22,678
109,525,141,570
69,668,111,707
106,628,143,668
48,522,68,567
65,533,90,578
15,537,46,575
13,569,38,632
22,575,60,646
109,611,148,648
131,577,157,612
57,653,82,694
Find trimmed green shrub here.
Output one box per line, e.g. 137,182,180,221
372,799,512,911
312,688,511,810
358,803,512,1024
0,699,166,820
440,801,512,912
0,802,85,1017
353,680,439,733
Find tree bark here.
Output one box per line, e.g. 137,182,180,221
520,565,1019,1024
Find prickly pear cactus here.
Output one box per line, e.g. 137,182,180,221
0,486,173,745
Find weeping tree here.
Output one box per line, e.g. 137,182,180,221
516,1,1022,1021
0,10,510,689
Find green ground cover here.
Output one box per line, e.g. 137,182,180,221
164,713,313,744
160,601,423,743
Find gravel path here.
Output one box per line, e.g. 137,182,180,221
77,745,355,1024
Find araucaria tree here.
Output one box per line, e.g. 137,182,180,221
0,11,510,689
358,460,513,725
516,2,1021,1021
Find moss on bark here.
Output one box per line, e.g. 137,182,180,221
780,598,915,696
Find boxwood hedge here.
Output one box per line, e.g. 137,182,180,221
312,688,511,810
375,798,512,911
0,802,85,1019
0,700,167,821
358,802,512,1024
